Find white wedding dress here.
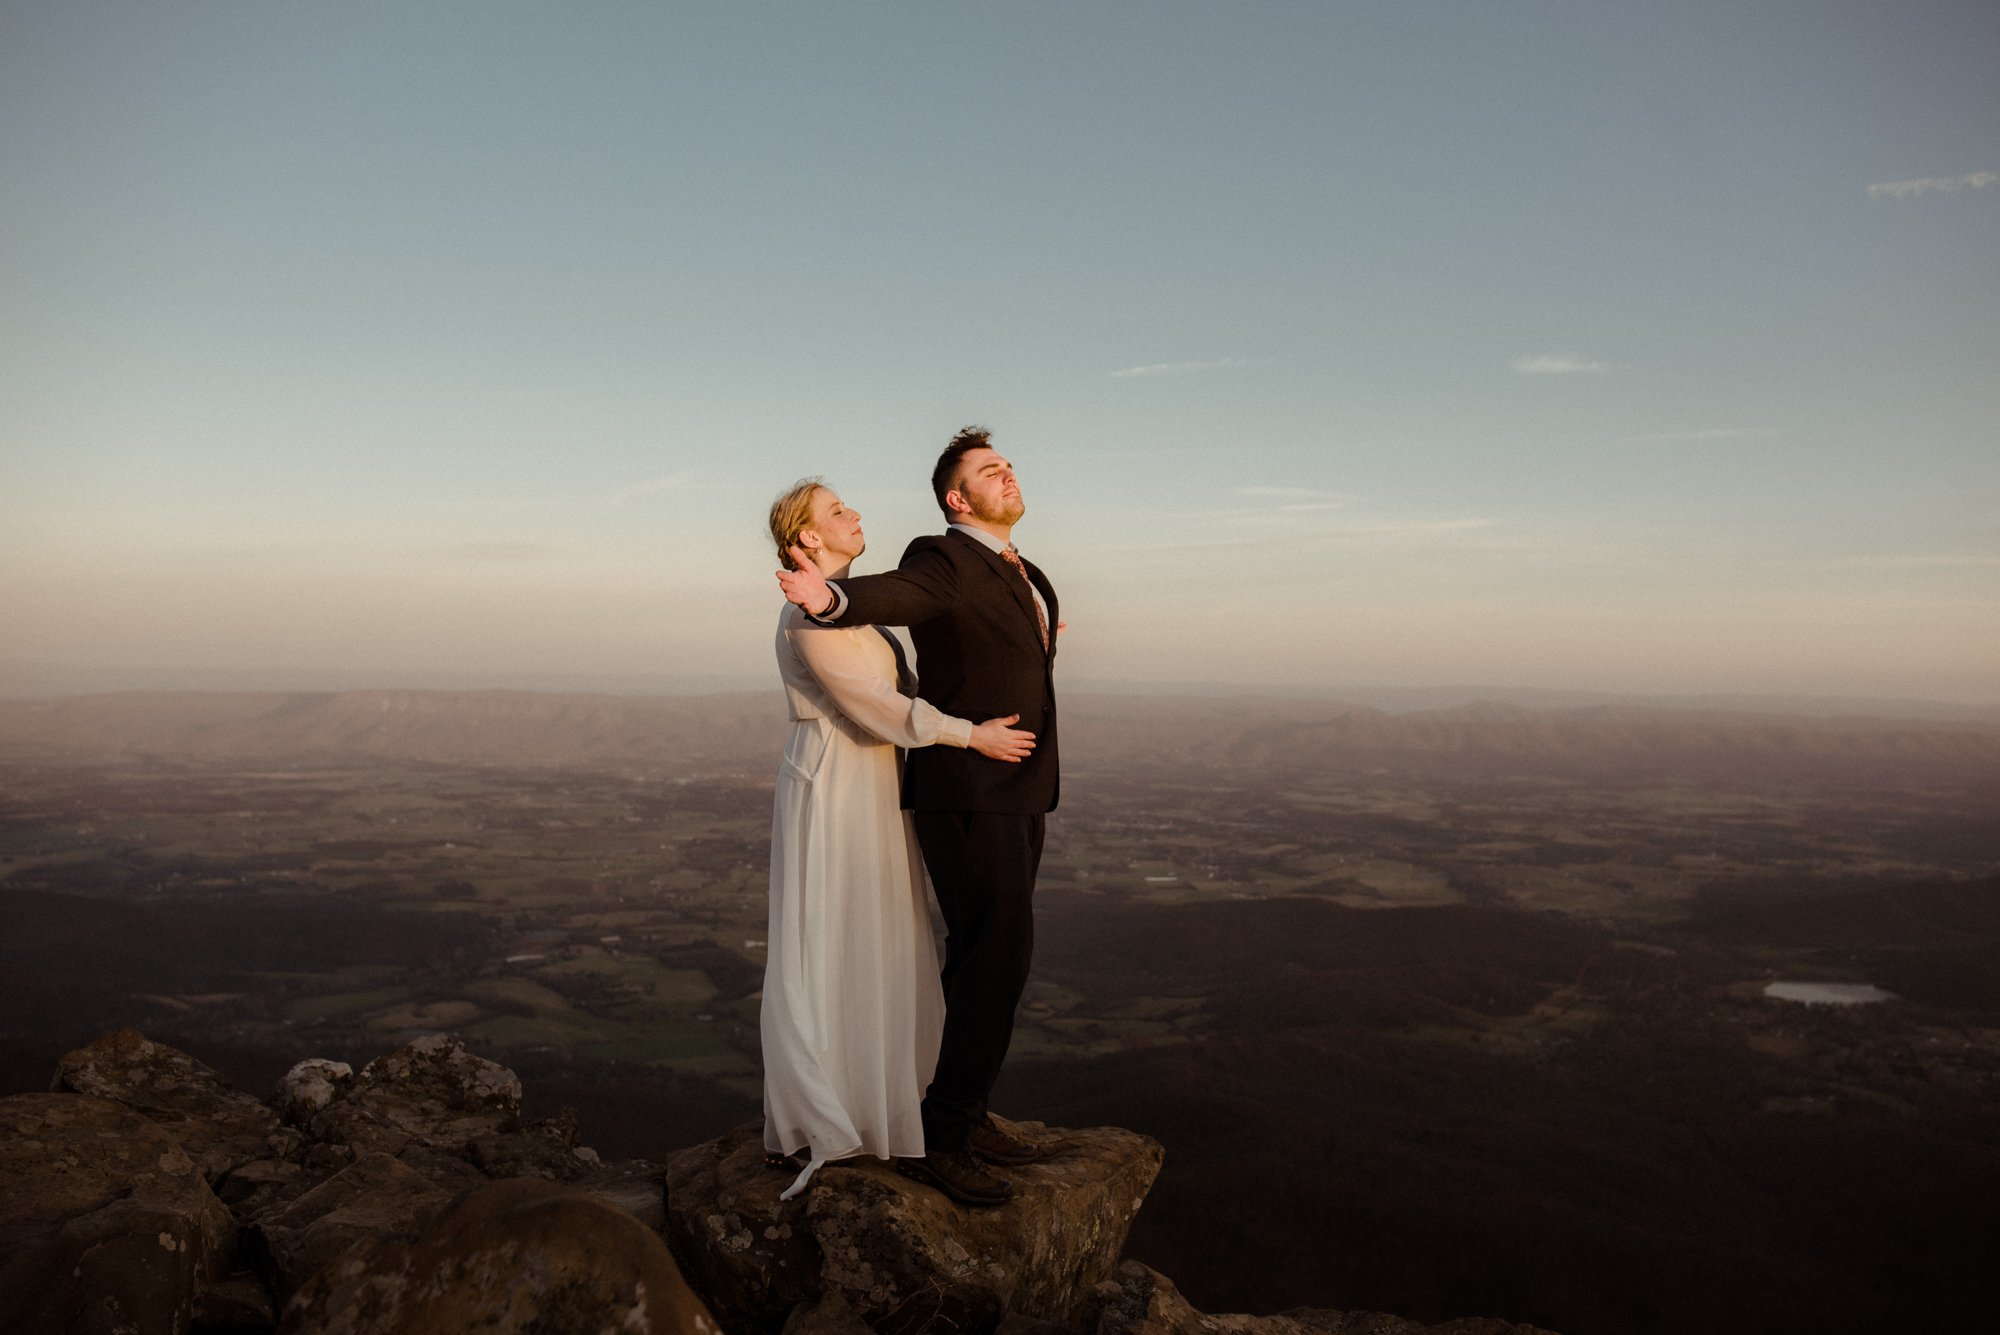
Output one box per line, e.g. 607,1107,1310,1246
761,605,970,1198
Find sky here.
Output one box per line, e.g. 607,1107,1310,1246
2,1,1995,706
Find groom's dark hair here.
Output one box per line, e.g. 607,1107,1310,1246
932,425,993,516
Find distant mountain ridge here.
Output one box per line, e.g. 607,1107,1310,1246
0,690,782,772
1069,679,2000,723
7,664,1994,723
2,689,1996,780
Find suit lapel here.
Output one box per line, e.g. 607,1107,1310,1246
946,528,1048,653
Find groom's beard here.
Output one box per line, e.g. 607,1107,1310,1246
967,493,1026,526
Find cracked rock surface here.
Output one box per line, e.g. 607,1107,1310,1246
54,1026,303,1182
664,1117,1163,1334
0,1091,233,1335
280,1177,718,1335
2,1032,673,1333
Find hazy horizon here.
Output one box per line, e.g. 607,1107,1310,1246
4,659,1997,724
4,3,1995,707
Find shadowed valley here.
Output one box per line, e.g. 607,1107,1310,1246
2,689,1997,1334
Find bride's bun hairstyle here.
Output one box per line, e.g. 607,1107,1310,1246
769,477,825,571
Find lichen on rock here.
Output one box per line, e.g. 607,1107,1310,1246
663,1117,1164,1334
53,1026,303,1182
278,1177,717,1335
0,1091,234,1335
0,1029,1563,1335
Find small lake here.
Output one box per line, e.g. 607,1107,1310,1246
1763,981,1897,1007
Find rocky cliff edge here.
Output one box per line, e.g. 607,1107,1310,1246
0,1029,1555,1335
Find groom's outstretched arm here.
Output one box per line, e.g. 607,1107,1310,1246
776,537,957,629
831,540,958,627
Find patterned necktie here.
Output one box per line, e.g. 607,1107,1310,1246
999,545,1050,652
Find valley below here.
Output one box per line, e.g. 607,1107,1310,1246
2,688,1997,1335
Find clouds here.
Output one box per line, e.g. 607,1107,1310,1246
1110,358,1251,379
1627,428,1779,443
1511,354,1608,375
1235,485,1356,514
427,540,564,564
1867,171,1997,199
1167,488,1491,545
1082,347,1597,379
1795,551,2000,571
1338,517,1497,536
606,474,682,506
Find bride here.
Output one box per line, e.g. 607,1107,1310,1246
761,478,1034,1199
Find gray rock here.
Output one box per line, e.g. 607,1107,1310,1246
192,1269,280,1332
388,1142,488,1191
998,1317,1084,1335
8,1031,1559,1335
214,1156,316,1224
665,1116,1163,1334
579,1164,671,1232
275,1059,352,1126
246,1152,453,1302
1089,1262,1203,1335
1093,1263,1561,1335
303,1142,356,1175
464,1107,599,1182
279,1176,720,1335
661,1128,851,1332
0,1092,234,1335
780,1289,873,1335
305,1035,523,1161
53,1027,303,1182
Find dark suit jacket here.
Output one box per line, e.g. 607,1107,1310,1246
828,528,1059,815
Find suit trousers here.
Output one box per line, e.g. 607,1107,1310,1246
911,808,1045,1152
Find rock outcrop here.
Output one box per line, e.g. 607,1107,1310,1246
0,1029,1560,1335
281,1177,718,1335
0,1031,694,1334
0,1092,234,1335
53,1027,304,1182
275,1058,354,1126
246,1152,457,1304
300,1038,494,1162
290,1032,602,1191
665,1118,1162,1333
1092,1263,1560,1335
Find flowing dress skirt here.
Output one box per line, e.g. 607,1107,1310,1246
761,710,944,1197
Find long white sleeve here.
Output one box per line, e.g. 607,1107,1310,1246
790,625,972,750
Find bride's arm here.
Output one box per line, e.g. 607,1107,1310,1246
791,624,972,750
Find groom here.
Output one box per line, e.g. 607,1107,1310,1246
776,426,1059,1207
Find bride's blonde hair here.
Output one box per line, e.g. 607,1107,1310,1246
768,477,825,572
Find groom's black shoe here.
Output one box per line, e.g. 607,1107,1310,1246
967,1117,1052,1167
894,1150,1012,1207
